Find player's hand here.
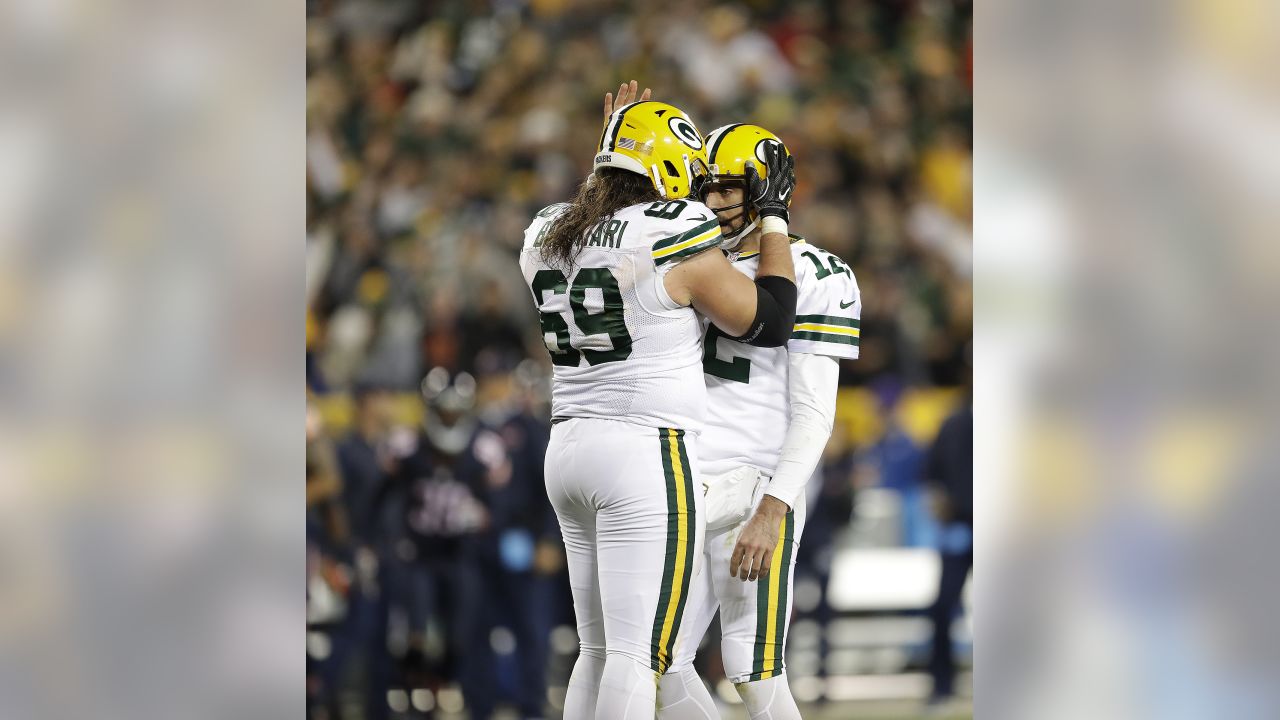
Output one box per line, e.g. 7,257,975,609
729,495,790,581
602,80,652,123
745,142,795,223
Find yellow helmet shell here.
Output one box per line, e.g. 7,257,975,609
595,101,710,200
704,124,791,189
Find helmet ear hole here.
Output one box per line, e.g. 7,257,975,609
663,160,680,177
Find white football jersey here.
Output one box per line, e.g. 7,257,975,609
519,198,725,431
699,237,861,477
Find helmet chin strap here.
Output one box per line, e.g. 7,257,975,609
700,174,761,250
720,217,759,251
712,203,758,251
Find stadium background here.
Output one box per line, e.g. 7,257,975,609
305,0,972,718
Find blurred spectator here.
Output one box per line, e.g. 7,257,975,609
923,388,973,706
473,357,560,720
307,399,349,548
857,378,933,547
359,365,557,719
461,280,531,370
306,397,354,718
338,385,396,547
373,369,494,713
662,4,795,106
323,386,397,720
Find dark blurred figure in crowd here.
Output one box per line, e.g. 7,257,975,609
923,386,973,706
862,378,932,547
372,364,556,719
375,368,493,716
306,395,353,719
460,281,531,373
307,396,349,546
338,385,395,546
319,386,397,720
473,355,560,720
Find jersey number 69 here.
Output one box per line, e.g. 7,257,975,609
530,268,633,366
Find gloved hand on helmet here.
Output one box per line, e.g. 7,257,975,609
745,141,795,223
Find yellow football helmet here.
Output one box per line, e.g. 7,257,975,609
594,101,710,200
701,123,792,249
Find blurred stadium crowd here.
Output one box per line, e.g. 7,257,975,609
305,0,971,718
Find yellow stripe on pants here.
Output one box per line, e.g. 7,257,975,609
656,429,690,671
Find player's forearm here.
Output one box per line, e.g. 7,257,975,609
765,353,840,509
755,219,795,283
766,411,831,510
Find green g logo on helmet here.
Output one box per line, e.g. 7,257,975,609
668,116,703,150
594,101,710,199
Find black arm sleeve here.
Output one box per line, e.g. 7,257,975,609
731,275,797,347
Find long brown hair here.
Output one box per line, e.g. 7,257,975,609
540,168,661,269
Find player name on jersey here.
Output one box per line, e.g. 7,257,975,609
532,213,630,250
585,219,630,249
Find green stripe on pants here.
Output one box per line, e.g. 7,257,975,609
650,429,679,673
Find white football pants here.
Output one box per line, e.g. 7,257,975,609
545,418,706,719
669,471,806,682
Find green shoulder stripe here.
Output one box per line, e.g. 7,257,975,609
794,314,859,328
653,218,720,252
653,235,721,266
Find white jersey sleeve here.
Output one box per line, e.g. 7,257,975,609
645,199,724,271
762,352,839,509
788,242,861,359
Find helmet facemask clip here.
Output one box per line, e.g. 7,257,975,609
649,163,667,199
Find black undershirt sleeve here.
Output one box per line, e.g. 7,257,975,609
731,275,797,348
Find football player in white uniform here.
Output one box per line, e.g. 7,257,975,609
656,124,862,720
520,87,801,719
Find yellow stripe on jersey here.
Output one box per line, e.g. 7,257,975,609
652,227,720,260
792,322,861,337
